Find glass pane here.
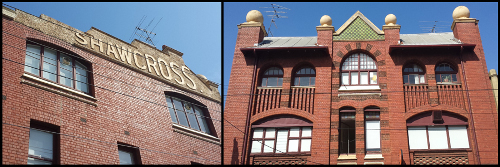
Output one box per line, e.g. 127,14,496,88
370,72,377,84
261,78,267,86
441,74,452,83
365,120,380,149
452,74,457,82
184,104,200,131
403,75,409,84
408,126,428,149
288,139,299,152
351,72,358,85
301,139,311,152
253,128,263,138
166,97,177,123
310,77,315,86
194,106,210,134
265,128,275,138
59,54,73,88
300,77,309,86
448,126,469,148
435,74,441,82
172,98,189,127
263,140,275,153
27,157,52,165
301,127,312,137
420,75,425,84
410,74,419,84
25,44,41,76
43,48,57,82
275,130,288,153
360,72,368,85
289,128,300,137
28,129,53,160
428,126,448,149
118,150,134,165
75,61,88,93
267,77,277,87
277,77,283,86
342,73,349,85
251,140,262,153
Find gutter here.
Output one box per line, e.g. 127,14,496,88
389,44,475,54
240,46,329,51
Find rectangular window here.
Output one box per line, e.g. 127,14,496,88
428,126,448,149
448,126,469,148
342,73,350,85
43,48,58,82
365,120,380,151
25,44,41,76
408,126,428,149
117,143,141,165
27,120,59,165
340,112,356,155
408,126,469,150
251,127,312,154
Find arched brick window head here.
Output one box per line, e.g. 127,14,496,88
293,67,315,86
261,67,283,87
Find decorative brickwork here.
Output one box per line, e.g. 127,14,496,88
366,44,373,52
413,152,469,165
345,44,352,52
356,43,361,49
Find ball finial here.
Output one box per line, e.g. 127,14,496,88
385,14,397,26
246,10,264,23
452,6,470,20
320,15,332,26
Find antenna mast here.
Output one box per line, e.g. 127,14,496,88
260,4,290,37
129,16,163,48
419,21,450,33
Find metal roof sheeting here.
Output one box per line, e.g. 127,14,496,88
400,32,462,45
252,37,319,48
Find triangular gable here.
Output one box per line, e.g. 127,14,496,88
333,11,385,41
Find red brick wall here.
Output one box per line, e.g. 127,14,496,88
2,16,221,165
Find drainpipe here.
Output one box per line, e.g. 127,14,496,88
241,49,259,165
459,46,481,164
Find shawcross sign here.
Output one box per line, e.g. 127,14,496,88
75,32,197,90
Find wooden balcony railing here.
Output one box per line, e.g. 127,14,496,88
253,87,282,115
404,85,429,112
437,84,465,109
290,87,315,114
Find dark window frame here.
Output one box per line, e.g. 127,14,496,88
339,108,356,155
435,63,460,84
403,63,426,84
260,67,284,87
117,142,142,165
165,95,215,137
28,120,60,165
293,66,316,86
364,108,381,154
341,53,378,86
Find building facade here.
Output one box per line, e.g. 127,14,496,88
2,6,221,164
224,6,498,165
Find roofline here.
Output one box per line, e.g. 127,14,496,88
389,44,476,54
240,46,328,51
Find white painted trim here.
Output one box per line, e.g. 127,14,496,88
364,162,384,165
290,86,316,89
338,85,381,91
22,73,96,100
339,93,381,97
172,123,220,143
338,154,357,160
364,153,384,159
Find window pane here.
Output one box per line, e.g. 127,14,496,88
435,74,441,82
265,128,275,138
408,126,428,149
194,106,210,134
59,54,73,87
300,77,309,86
370,72,377,84
27,157,52,165
301,139,311,152
251,140,262,153
351,72,358,85
289,128,300,137
275,130,288,153
277,77,283,86
441,74,452,83
294,77,299,86
253,128,263,138
28,129,53,160
43,48,57,82
184,104,200,131
410,74,419,84
452,74,457,82
310,77,315,86
302,127,312,137
342,73,349,85
166,97,177,123
261,78,267,86
25,44,41,76
403,75,408,84
75,61,88,93
118,150,134,165
448,126,469,148
428,126,448,149
288,139,299,152
420,75,425,84
172,99,189,127
365,120,380,149
360,72,368,85
263,140,275,153
267,77,277,87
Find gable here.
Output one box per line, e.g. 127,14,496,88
333,11,385,41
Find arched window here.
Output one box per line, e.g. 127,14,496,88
165,93,214,136
261,67,283,87
24,42,91,94
435,63,459,84
341,53,377,85
293,67,315,86
250,115,312,154
403,64,426,84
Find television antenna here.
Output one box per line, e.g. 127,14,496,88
260,4,290,37
129,15,163,48
419,21,450,33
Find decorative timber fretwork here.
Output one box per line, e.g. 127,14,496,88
253,88,282,115
404,85,430,111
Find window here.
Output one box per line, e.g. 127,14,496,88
118,143,141,165
339,109,356,155
403,64,426,84
24,43,91,94
165,95,212,135
27,120,59,165
435,63,459,84
341,53,377,85
261,67,283,87
365,108,381,153
250,127,312,154
407,125,469,150
293,67,315,86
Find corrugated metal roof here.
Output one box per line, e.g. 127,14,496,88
400,32,462,45
251,37,319,48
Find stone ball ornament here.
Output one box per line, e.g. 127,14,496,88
385,14,397,26
246,10,264,23
452,6,470,20
320,15,332,26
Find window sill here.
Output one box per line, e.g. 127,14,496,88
21,73,97,106
436,83,462,85
338,85,381,91
338,154,357,160
172,124,220,145
290,86,315,88
364,153,384,160
257,86,283,89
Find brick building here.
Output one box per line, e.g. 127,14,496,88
224,6,498,165
2,6,221,164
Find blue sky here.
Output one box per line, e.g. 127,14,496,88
4,2,222,93
223,2,498,104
